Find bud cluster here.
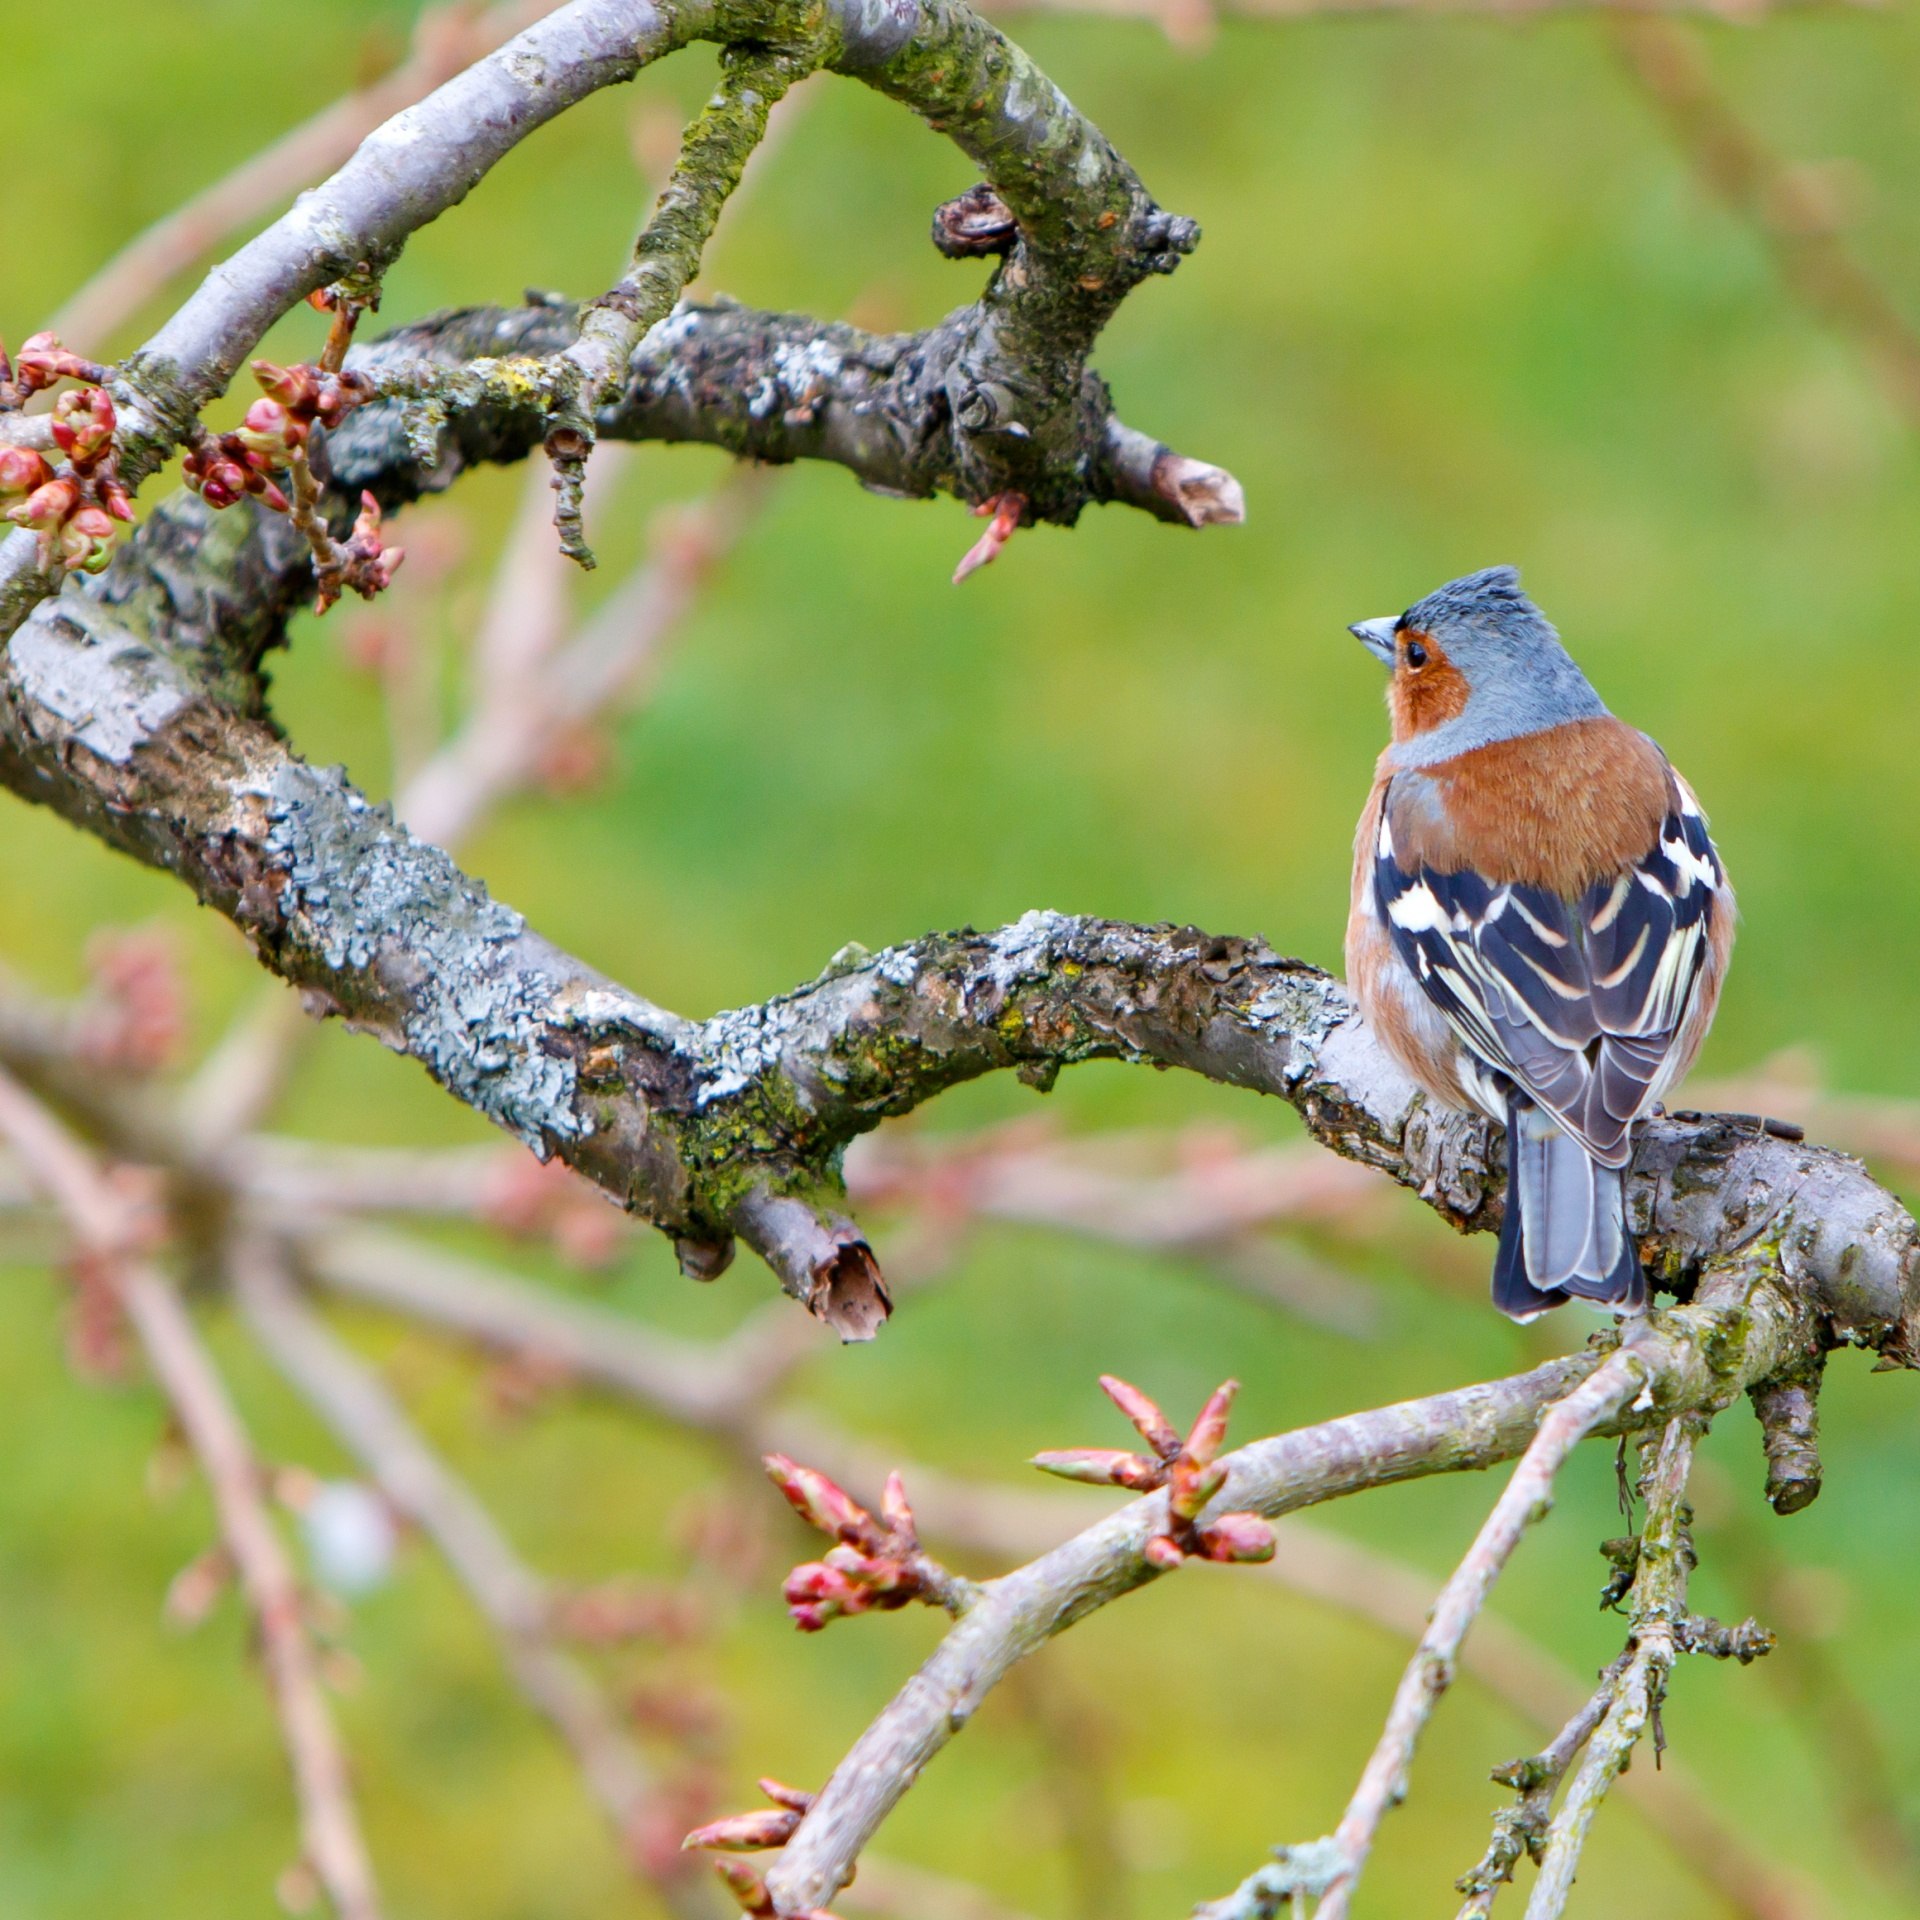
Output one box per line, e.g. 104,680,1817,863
181,360,365,512
0,333,132,575
763,1456,936,1632
1032,1374,1276,1569
183,359,400,614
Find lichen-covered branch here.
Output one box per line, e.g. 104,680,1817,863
335,299,1237,535
1523,1419,1704,1918
4,0,1236,638
3,527,1916,1350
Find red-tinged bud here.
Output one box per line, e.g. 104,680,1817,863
1143,1534,1186,1571
681,1808,803,1853
763,1455,884,1551
880,1471,915,1542
713,1857,776,1917
51,386,115,463
0,445,53,501
314,375,366,427
9,475,79,530
1167,1457,1228,1525
60,504,119,574
101,480,134,523
15,330,103,393
1182,1379,1240,1469
1031,1448,1166,1491
782,1559,861,1629
238,396,304,456
257,476,292,514
757,1778,814,1814
350,489,384,543
1100,1374,1182,1458
1196,1512,1276,1564
251,359,320,412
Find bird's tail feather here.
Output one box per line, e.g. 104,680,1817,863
1493,1096,1645,1322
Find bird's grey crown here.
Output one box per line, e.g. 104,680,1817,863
1387,564,1610,769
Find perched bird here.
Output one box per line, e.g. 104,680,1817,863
1344,566,1733,1320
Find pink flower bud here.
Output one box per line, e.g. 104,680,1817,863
681,1808,803,1853
757,1778,813,1814
1143,1534,1186,1571
251,359,320,413
1196,1513,1276,1564
15,331,101,393
1100,1375,1182,1458
9,476,78,530
1182,1379,1240,1470
60,504,118,574
712,1857,775,1917
0,446,53,502
1167,1457,1227,1525
51,386,114,463
1030,1448,1166,1491
881,1470,916,1543
763,1455,884,1551
783,1559,862,1629
238,396,303,457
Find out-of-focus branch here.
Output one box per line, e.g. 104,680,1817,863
0,1071,381,1920
398,461,770,846
989,0,1851,41
847,1123,1383,1334
231,1241,716,1920
1197,1352,1650,1920
1613,17,1920,429
49,1,563,349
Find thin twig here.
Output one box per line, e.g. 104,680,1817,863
1198,1349,1652,1920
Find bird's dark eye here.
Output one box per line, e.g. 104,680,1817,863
1404,639,1428,670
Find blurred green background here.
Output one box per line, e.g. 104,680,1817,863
5,1,1920,1915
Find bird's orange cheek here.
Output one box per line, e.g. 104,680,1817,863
1388,632,1470,740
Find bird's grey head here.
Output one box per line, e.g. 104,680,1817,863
1347,565,1609,766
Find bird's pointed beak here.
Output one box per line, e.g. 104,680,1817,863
1349,616,1398,667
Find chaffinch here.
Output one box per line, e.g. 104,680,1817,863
1344,566,1733,1321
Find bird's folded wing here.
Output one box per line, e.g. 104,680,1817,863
1374,783,1723,1166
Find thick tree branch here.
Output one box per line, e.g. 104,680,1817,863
2,535,1915,1349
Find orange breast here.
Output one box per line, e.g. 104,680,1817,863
1386,717,1674,899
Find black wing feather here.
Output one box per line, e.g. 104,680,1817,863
1374,784,1723,1165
